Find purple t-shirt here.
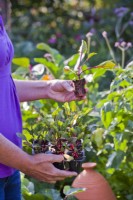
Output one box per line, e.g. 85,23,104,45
0,16,22,178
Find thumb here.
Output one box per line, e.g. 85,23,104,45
62,81,74,92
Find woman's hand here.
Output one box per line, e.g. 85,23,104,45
47,80,86,102
0,134,77,183
25,154,77,183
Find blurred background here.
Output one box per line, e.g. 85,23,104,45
1,0,132,91
0,0,133,59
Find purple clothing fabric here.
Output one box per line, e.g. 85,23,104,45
0,16,22,178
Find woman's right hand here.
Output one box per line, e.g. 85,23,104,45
25,153,77,183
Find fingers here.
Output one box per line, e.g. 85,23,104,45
65,92,87,102
45,154,64,163
62,81,75,92
31,168,77,183
43,157,77,178
53,168,77,178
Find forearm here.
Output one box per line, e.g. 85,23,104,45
14,80,50,102
14,79,81,103
0,134,77,182
0,133,32,174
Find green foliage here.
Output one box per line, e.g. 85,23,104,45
63,185,85,199
34,57,61,78
19,102,93,157
21,174,62,200
12,57,30,67
14,41,133,200
96,66,133,199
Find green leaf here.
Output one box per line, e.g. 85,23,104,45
21,174,35,196
87,52,97,59
106,168,115,175
69,101,77,112
97,60,116,69
41,188,62,200
93,68,106,80
119,79,131,88
91,128,104,147
34,58,61,78
115,138,128,152
13,67,29,76
28,194,45,200
37,43,52,51
52,107,61,118
63,185,86,196
63,102,70,115
12,57,30,67
101,102,113,128
82,108,93,116
57,120,63,126
65,54,80,67
36,43,64,65
32,101,43,109
101,110,113,129
106,150,125,169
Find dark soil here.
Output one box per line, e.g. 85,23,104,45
73,78,86,97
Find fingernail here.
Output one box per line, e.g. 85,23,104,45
67,87,74,92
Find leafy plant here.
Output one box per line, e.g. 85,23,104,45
64,34,116,80
63,185,86,200
18,102,93,173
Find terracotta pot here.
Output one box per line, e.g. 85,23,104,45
72,163,116,200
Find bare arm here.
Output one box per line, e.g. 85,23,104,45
14,79,50,102
0,133,77,183
14,79,85,102
0,133,32,174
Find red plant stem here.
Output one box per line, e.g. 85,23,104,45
79,65,99,76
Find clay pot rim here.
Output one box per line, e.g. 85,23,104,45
82,162,97,169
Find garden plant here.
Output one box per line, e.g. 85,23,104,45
13,29,133,200
18,102,91,173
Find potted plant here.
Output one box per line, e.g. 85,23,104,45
64,33,116,97
19,102,91,173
